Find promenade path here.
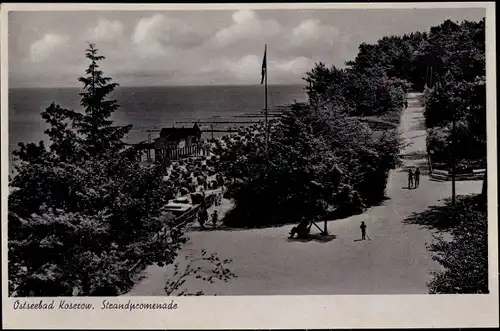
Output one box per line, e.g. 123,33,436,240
127,93,482,296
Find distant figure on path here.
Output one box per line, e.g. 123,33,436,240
404,100,408,109
211,210,218,228
415,167,421,188
289,218,311,239
198,206,209,229
360,221,367,240
408,169,414,189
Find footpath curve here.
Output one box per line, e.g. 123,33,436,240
127,93,482,295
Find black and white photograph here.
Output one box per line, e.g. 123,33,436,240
1,2,498,329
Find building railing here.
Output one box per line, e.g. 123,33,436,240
120,143,209,162
154,143,207,161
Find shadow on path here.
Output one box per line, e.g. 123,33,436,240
400,151,428,160
404,203,455,232
190,225,280,232
287,233,337,243
410,121,427,131
401,186,421,190
353,237,372,242
403,195,483,232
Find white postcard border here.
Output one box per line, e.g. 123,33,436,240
1,2,498,329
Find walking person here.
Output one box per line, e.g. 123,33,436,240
360,221,367,240
415,167,421,188
404,100,408,109
408,169,414,189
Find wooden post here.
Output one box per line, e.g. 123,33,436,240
264,44,268,155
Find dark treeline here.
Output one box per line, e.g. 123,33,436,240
216,104,401,228
305,18,486,171
421,19,486,171
216,18,486,228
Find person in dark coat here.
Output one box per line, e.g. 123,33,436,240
198,206,208,228
404,100,408,109
408,169,414,189
415,167,421,188
360,221,367,240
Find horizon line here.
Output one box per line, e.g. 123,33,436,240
9,83,307,90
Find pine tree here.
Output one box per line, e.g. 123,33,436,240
76,42,131,157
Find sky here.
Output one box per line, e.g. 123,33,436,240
8,8,485,88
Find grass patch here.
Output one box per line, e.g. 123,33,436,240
355,110,401,131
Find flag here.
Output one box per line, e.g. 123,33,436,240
260,45,267,85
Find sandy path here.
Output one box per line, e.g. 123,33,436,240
126,93,482,296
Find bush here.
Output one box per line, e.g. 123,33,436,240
215,103,402,228
428,195,488,294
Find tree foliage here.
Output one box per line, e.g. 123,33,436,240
428,195,488,294
8,43,185,296
421,19,486,171
304,32,422,118
214,103,402,227
304,17,486,179
304,61,409,117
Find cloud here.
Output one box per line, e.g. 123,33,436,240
131,14,171,58
212,10,281,47
275,56,313,74
289,19,342,46
131,13,208,59
29,33,69,62
84,18,124,42
200,55,260,81
229,54,262,80
199,54,313,84
10,9,486,87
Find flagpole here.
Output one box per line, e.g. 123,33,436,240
264,44,268,154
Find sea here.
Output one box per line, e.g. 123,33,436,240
8,84,307,166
